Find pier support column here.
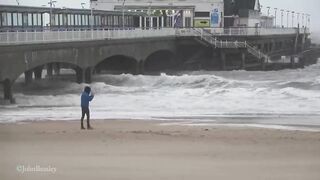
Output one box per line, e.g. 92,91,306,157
53,63,60,75
46,63,53,78
3,79,13,103
84,67,92,84
220,50,226,70
139,60,145,75
75,67,84,84
24,70,33,84
290,56,295,68
261,58,266,71
33,66,43,80
241,51,246,70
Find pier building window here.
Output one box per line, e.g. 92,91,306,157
38,14,42,26
59,14,63,26
67,14,71,25
18,13,22,26
54,14,59,26
12,13,18,26
33,13,38,26
70,14,74,26
75,14,79,26
97,16,101,26
82,15,87,26
7,12,12,26
114,16,119,26
2,13,7,26
28,14,32,26
107,15,112,26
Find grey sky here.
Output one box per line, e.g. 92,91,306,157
1,0,319,31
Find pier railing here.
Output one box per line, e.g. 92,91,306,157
179,28,269,61
0,27,305,45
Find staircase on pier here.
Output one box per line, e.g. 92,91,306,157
191,28,269,63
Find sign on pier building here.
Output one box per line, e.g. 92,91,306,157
91,0,224,28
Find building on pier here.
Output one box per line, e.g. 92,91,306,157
0,4,144,32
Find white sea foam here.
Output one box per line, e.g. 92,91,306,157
1,62,320,129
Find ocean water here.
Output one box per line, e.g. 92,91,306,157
1,61,320,129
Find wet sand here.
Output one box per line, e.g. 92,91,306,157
0,120,320,180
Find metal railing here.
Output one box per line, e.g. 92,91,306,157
0,28,176,45
204,27,307,36
0,27,303,45
181,28,269,61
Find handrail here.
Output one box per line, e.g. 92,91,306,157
185,28,269,61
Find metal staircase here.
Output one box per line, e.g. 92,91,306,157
190,28,269,62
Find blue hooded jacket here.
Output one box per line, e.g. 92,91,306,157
81,87,94,107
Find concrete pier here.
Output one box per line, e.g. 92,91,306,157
3,79,13,102
24,70,33,84
53,63,60,75
84,68,92,84
33,66,43,80
241,51,246,70
46,63,53,78
220,50,226,70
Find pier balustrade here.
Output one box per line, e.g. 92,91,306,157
0,27,308,45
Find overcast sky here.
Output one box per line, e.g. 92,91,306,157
1,0,319,31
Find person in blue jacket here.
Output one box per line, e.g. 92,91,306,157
81,86,94,130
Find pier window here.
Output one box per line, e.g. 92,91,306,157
12,13,18,26
33,13,38,26
114,15,119,26
54,14,59,26
75,14,79,26
95,16,101,26
18,13,22,26
7,12,12,26
70,14,74,26
107,15,112,26
38,14,42,26
28,14,32,26
2,13,7,26
83,15,87,26
67,14,71,25
59,14,63,26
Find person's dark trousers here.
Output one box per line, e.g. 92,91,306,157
81,106,91,129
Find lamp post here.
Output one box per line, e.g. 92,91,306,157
16,0,20,5
122,0,126,29
280,9,284,27
286,10,290,28
90,0,94,39
274,8,278,27
48,0,57,29
291,11,295,27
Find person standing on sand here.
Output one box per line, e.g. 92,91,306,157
81,86,94,130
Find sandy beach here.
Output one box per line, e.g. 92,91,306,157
0,119,320,180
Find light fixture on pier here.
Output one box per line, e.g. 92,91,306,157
280,9,284,27
267,6,271,17
48,0,57,29
81,3,86,9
